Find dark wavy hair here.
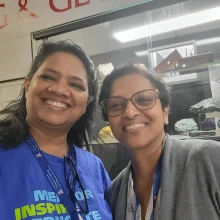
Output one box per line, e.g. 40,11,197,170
0,40,98,150
99,63,171,121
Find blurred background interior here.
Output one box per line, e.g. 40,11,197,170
32,0,220,179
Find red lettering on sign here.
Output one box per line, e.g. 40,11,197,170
0,4,7,30
75,0,90,8
49,0,72,12
18,0,38,21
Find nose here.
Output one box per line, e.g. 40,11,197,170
48,82,70,97
122,100,140,119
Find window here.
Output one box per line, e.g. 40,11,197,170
32,0,220,178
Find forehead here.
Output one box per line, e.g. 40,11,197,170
110,73,154,97
35,52,88,79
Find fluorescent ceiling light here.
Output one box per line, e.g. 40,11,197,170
135,36,220,55
197,36,220,46
135,50,148,56
114,7,220,43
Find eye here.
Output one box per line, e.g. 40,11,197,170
69,83,85,91
108,101,124,110
39,74,56,81
136,96,153,105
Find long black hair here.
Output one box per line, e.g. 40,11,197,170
0,40,98,150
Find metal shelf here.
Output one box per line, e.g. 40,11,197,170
156,63,211,76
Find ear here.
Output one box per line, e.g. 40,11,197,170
24,77,31,98
163,106,169,125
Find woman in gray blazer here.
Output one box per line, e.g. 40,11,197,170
99,62,220,220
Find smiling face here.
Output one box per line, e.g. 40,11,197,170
107,73,169,150
24,52,89,132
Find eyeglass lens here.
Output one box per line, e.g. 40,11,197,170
103,89,156,116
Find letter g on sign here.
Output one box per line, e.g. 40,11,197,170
49,0,72,12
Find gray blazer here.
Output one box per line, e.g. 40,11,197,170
107,135,220,220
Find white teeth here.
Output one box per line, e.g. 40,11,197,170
125,124,145,130
45,100,67,109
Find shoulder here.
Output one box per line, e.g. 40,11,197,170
111,163,131,186
106,163,131,218
0,141,32,176
74,145,111,181
167,136,220,167
0,145,6,153
107,162,131,200
0,141,33,166
0,141,28,155
170,137,220,155
74,145,111,196
74,145,104,165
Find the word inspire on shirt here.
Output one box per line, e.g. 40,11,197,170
14,189,102,220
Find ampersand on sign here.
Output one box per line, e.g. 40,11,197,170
0,4,7,30
18,0,38,21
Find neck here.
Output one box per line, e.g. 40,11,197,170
129,133,165,182
28,120,69,158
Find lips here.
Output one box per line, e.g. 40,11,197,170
45,100,68,109
125,123,146,131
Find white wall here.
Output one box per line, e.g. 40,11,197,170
0,0,149,81
0,34,31,81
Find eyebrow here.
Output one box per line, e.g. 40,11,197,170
110,89,156,98
42,68,86,83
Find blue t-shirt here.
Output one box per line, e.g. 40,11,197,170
0,140,112,220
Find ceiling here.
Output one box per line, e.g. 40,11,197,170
36,0,220,62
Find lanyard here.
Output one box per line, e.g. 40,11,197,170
26,134,78,219
65,147,76,197
150,154,162,220
134,154,162,220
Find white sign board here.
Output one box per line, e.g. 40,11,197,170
0,0,152,40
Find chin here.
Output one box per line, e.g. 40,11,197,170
123,140,148,150
40,117,68,126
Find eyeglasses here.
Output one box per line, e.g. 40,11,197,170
100,89,160,117
64,156,89,215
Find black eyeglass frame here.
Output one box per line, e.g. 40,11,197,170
100,89,161,117
64,156,89,215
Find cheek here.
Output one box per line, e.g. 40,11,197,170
25,91,33,106
79,99,87,106
82,99,89,109
26,84,39,99
144,109,165,127
75,93,88,106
